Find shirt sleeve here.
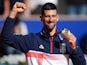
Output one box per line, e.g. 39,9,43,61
0,17,31,53
69,46,86,65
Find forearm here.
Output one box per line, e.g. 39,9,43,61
1,2,26,35
70,46,86,65
1,17,15,38
0,2,29,53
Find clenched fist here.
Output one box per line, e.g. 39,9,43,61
9,2,26,18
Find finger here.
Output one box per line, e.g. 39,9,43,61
22,4,26,10
17,8,25,12
67,35,75,40
15,2,26,9
68,40,75,47
68,39,74,43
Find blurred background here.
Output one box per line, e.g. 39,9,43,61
0,0,87,65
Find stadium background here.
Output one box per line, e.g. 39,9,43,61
0,0,87,65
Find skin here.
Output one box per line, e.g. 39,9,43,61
13,24,21,34
9,2,76,49
40,10,58,36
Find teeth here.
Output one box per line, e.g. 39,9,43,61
61,28,71,37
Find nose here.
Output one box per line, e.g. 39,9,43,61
49,16,53,22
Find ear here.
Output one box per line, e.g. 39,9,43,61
40,15,43,22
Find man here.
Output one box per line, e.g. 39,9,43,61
1,2,86,65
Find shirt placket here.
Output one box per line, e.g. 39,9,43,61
49,37,54,53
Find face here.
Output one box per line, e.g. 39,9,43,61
40,10,59,31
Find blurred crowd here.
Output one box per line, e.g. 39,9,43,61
0,0,87,57
0,0,87,19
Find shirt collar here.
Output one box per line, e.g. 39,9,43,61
40,28,58,38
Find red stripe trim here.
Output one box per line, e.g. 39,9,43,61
25,51,69,60
49,37,54,53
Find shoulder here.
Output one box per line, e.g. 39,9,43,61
23,32,40,39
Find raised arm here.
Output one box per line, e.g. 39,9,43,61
61,29,86,65
0,2,30,53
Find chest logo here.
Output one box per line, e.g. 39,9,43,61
39,44,44,50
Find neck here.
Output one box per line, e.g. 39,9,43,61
50,26,57,36
44,26,57,36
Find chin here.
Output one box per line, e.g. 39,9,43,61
47,27,54,31
48,26,55,30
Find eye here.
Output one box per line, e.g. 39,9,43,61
45,15,50,18
52,15,56,17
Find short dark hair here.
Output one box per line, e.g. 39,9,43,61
41,3,57,15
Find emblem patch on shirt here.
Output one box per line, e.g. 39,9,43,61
39,44,44,50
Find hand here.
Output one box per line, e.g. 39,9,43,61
9,2,26,18
61,29,76,49
66,33,76,49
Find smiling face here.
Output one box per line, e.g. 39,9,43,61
40,10,59,31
